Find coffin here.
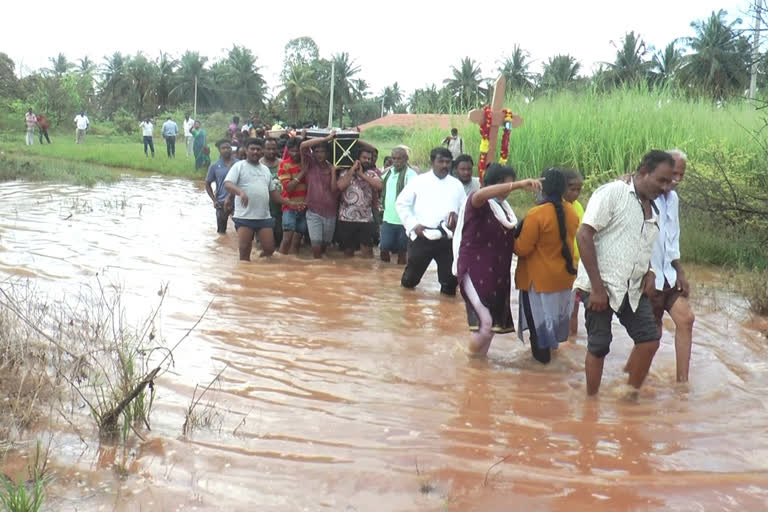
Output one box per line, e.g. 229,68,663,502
305,129,360,168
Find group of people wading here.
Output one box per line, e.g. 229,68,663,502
205,131,695,397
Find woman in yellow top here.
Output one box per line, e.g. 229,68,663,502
562,169,584,336
514,168,579,363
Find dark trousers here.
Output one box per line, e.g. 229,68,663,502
216,207,229,233
400,237,457,295
165,136,176,157
143,136,154,156
38,129,51,144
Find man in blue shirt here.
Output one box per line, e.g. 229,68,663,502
205,139,238,233
161,117,180,158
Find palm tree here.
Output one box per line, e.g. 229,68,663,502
444,57,485,110
409,85,441,113
604,31,653,85
277,65,322,124
330,52,361,123
678,9,750,98
540,54,581,90
498,46,534,92
47,53,73,76
100,52,131,117
155,52,177,111
77,57,95,75
652,41,684,85
223,45,266,114
381,82,403,113
172,51,210,109
126,53,156,119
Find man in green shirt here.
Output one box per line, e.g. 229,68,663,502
380,147,417,264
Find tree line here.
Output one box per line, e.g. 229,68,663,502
0,9,761,131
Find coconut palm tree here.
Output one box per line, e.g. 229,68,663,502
409,85,441,113
223,45,266,114
382,82,403,113
652,41,684,85
172,51,211,109
443,57,485,110
330,52,361,123
155,52,177,111
604,31,653,85
100,52,131,117
126,53,156,119
540,54,581,90
498,46,534,92
678,9,750,98
77,57,95,75
277,65,322,124
47,53,73,76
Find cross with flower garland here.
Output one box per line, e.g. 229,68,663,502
467,75,523,183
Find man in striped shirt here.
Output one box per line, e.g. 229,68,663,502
278,137,308,254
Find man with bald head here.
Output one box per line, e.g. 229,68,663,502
625,150,695,383
379,147,418,264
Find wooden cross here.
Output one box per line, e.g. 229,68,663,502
467,75,523,166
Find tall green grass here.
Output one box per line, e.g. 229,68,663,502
374,87,761,178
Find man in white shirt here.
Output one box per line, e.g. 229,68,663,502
642,150,695,383
575,150,675,396
139,118,155,157
396,147,466,296
442,128,463,160
73,112,89,144
183,113,195,157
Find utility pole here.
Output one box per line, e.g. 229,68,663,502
381,96,385,118
193,76,198,118
750,0,762,100
328,60,335,129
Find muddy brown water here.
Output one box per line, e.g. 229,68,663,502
1,176,767,512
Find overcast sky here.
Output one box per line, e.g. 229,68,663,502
1,0,753,98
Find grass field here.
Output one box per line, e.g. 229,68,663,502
366,87,762,179
3,134,204,178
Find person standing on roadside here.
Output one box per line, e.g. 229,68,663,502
24,109,37,145
74,111,89,144
183,113,195,157
206,139,239,234
442,128,463,160
574,150,675,396
36,114,51,144
139,118,155,157
162,116,179,158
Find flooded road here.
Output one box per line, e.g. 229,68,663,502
1,176,767,511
